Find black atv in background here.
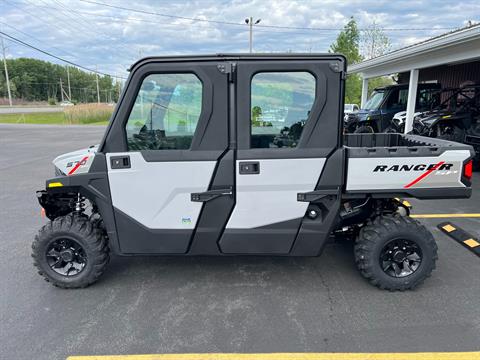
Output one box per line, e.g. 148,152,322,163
345,83,441,133
412,83,480,167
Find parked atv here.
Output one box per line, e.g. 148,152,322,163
32,54,474,291
389,111,427,134
412,83,480,166
346,83,441,133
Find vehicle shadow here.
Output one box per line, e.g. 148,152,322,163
100,240,358,289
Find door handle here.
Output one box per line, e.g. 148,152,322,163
239,161,260,175
110,155,131,169
297,187,340,202
191,187,233,202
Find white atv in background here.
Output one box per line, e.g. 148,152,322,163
33,54,474,291
391,111,425,133
343,103,359,123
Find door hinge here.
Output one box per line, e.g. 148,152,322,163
329,62,346,79
217,62,236,82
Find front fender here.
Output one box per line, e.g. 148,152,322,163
37,154,121,255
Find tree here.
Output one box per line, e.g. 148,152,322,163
330,16,362,65
368,76,394,94
360,21,392,60
0,57,119,103
330,17,363,105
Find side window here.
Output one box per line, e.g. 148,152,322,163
386,88,408,109
398,89,408,107
250,72,316,149
125,73,202,150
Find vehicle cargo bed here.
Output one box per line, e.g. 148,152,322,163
344,133,474,198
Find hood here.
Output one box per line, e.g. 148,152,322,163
393,111,425,122
417,110,452,126
353,109,379,122
53,145,99,176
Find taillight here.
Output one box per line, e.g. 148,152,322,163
464,160,473,181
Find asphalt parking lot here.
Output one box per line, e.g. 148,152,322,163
1,124,479,360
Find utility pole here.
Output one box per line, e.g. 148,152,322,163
117,77,121,101
95,65,100,104
1,35,13,107
245,17,261,53
114,73,120,102
60,78,64,102
66,66,71,101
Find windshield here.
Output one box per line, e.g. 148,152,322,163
364,90,385,110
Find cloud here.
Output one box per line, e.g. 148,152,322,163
1,0,478,76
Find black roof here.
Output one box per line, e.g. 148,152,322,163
128,53,345,71
374,82,442,91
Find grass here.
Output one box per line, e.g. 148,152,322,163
0,104,113,125
64,103,113,124
0,112,68,124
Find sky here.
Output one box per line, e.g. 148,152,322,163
1,0,479,79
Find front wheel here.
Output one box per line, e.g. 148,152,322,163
32,215,109,288
354,125,375,133
354,214,437,291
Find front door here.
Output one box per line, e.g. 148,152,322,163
105,61,230,254
218,58,344,254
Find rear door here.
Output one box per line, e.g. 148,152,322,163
218,58,344,254
103,60,230,254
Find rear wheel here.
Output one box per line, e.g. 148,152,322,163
32,215,109,288
354,214,437,291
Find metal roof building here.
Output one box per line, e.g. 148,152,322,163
348,24,480,133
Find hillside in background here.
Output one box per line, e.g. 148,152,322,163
0,58,121,105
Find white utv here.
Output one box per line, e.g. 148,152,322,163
33,54,474,290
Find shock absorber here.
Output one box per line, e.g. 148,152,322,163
73,193,86,216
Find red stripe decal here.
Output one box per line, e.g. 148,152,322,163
404,161,444,189
68,156,89,175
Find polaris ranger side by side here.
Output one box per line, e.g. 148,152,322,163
33,54,474,290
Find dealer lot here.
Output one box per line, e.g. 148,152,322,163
1,124,479,359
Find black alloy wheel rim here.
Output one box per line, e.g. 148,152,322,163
46,238,87,276
379,239,422,278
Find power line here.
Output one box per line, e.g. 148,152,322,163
25,8,320,37
30,9,344,37
77,0,457,32
21,7,451,36
0,21,78,58
0,30,126,79
4,0,134,67
39,0,137,59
